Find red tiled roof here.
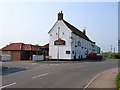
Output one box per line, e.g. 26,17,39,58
2,43,39,51
42,43,49,49
22,44,31,51
63,20,93,43
2,43,22,51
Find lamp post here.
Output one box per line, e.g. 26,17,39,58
36,44,39,61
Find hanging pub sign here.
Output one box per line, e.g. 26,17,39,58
54,38,65,45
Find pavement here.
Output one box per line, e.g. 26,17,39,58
87,67,118,88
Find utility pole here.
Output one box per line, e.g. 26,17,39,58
114,47,115,53
57,27,60,61
111,45,112,53
118,40,120,54
110,45,112,59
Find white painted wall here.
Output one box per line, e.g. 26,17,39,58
49,20,72,59
49,20,95,60
71,32,94,59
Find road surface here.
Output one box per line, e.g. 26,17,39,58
1,59,118,88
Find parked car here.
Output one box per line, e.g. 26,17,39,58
96,54,103,60
88,53,103,60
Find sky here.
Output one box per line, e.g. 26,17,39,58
118,2,120,40
0,2,118,52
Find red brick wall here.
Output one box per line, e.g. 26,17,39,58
11,51,21,60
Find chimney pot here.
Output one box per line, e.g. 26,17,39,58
58,11,63,20
83,29,86,35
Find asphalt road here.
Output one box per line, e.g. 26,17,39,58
1,59,118,88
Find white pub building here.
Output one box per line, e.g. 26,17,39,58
48,11,96,60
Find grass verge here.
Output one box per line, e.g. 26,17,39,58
116,73,120,90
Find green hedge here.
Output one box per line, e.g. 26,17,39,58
102,52,120,59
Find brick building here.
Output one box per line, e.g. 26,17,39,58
1,43,42,60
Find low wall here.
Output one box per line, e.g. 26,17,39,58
0,55,11,61
32,55,44,61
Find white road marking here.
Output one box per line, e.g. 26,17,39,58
76,65,85,68
54,64,59,66
32,76,38,79
31,63,37,65
33,73,48,79
0,83,16,89
50,64,59,66
83,62,90,64
84,72,102,89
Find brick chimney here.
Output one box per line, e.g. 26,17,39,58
58,11,63,20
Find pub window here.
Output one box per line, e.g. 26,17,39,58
69,36,73,39
66,51,70,54
72,51,74,54
77,41,81,46
75,45,77,47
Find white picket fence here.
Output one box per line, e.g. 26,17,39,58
0,55,11,61
32,55,44,61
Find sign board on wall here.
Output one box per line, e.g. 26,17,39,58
54,38,65,45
